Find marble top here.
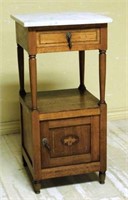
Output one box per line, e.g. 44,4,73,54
11,12,112,27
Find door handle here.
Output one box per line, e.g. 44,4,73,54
42,138,51,152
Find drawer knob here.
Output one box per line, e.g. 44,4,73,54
66,32,72,49
42,138,51,152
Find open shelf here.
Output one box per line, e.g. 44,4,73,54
20,88,100,114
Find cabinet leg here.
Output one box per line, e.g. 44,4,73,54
99,171,106,184
23,160,41,193
22,156,27,167
33,181,41,194
78,51,86,92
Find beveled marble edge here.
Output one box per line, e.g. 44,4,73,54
11,12,112,27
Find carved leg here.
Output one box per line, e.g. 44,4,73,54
99,171,106,184
33,181,41,194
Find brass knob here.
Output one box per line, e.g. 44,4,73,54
42,138,51,151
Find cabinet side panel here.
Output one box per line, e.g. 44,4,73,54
16,23,28,51
22,105,33,163
91,115,100,161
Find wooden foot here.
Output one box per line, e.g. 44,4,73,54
99,171,106,184
22,156,27,167
33,181,41,194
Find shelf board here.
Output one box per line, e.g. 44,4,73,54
20,89,100,118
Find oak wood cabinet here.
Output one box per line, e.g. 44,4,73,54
11,12,112,193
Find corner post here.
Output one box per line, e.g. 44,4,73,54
29,55,37,110
99,50,106,104
78,51,86,92
17,44,26,96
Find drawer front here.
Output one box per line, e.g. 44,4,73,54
40,116,99,168
37,28,100,53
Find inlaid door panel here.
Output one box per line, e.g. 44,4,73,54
40,116,99,168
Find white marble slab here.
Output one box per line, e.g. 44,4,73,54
11,12,112,27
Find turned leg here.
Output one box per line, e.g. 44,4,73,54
99,51,107,183
78,51,86,92
99,171,106,184
17,44,26,96
29,55,37,110
99,50,106,104
33,181,41,194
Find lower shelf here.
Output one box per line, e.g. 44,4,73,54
20,88,100,120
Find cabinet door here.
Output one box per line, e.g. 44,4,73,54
40,116,99,168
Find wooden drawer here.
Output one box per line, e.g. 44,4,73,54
37,28,100,52
40,116,100,168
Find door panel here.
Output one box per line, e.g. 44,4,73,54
40,116,99,168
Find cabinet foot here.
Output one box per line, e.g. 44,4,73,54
33,181,41,194
99,171,106,184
